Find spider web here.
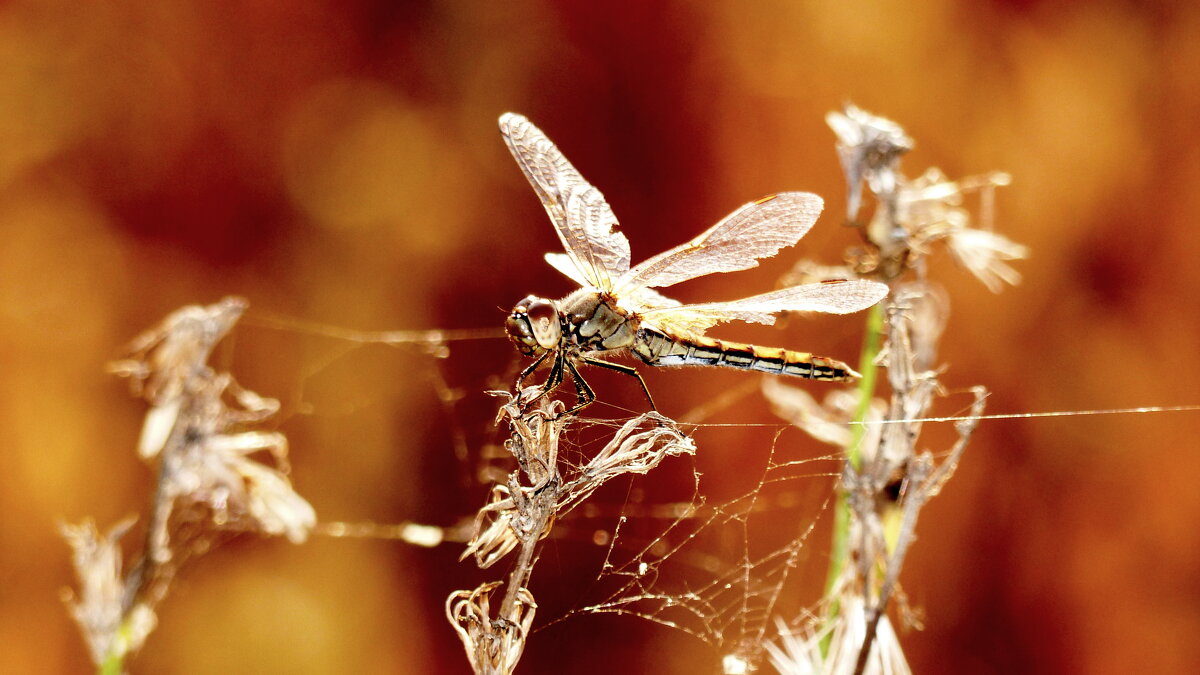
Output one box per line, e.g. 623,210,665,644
553,418,842,669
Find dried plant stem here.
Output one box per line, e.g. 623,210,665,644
450,397,693,673
850,457,929,675
851,386,985,675
500,524,542,620
98,456,174,674
64,299,315,674
499,472,556,621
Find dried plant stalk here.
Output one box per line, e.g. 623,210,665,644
62,297,315,673
765,104,1026,674
450,391,694,674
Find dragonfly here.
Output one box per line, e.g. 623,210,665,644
499,113,888,413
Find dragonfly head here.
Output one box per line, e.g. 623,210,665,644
506,296,562,356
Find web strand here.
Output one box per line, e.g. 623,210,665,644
681,404,1200,430
848,404,1200,425
242,311,503,344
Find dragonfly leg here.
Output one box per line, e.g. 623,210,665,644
562,357,596,416
523,353,564,410
581,357,656,411
516,350,552,390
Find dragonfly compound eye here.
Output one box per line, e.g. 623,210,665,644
505,309,538,356
524,298,562,350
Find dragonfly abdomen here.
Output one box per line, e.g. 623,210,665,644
632,327,859,382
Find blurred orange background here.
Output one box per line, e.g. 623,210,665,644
2,1,1199,673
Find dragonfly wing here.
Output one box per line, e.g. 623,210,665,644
626,286,682,312
500,113,630,290
544,252,591,287
613,192,823,294
546,252,682,313
640,279,888,336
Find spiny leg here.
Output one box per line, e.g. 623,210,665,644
562,358,596,416
519,351,563,411
581,357,656,411
516,350,552,390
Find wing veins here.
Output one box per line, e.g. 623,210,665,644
640,279,888,337
500,113,630,290
614,192,825,294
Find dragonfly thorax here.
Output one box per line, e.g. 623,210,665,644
559,290,638,352
505,295,563,356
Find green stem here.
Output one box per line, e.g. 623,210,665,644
821,301,885,650
97,610,145,675
846,301,884,472
99,651,124,675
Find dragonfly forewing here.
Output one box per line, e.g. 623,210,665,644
500,113,629,291
612,192,824,296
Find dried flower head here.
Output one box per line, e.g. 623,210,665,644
109,297,247,458
894,168,1026,292
768,594,911,675
60,518,157,667
151,372,315,549
763,377,883,452
559,412,695,513
447,582,537,675
943,223,1029,292
831,105,1026,291
109,298,314,557
827,104,914,224
460,484,525,569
